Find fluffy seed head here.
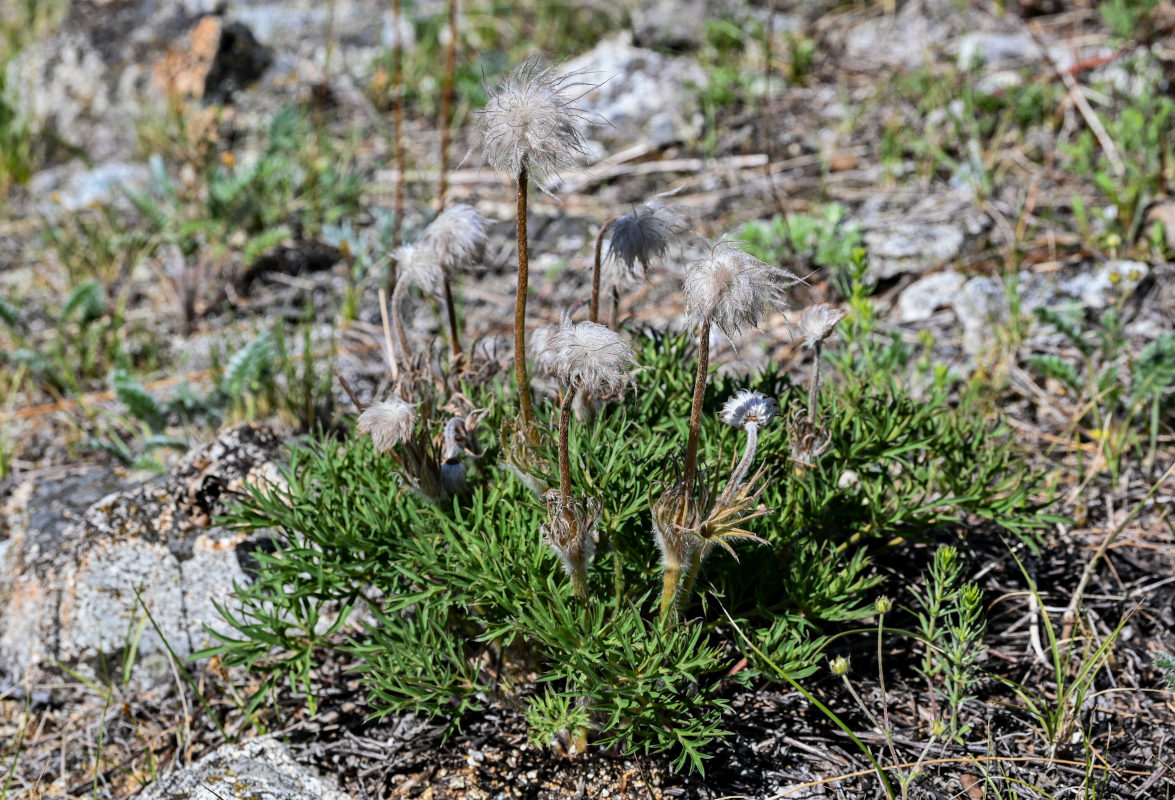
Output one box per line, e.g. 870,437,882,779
357,396,417,453
798,303,846,349
417,204,488,280
683,242,799,336
719,390,779,430
395,243,442,295
604,199,688,287
543,313,637,395
476,54,598,185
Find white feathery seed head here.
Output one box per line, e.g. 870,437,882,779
357,396,417,453
417,203,488,279
395,243,443,296
719,389,779,430
683,241,800,336
476,53,599,185
604,198,688,287
798,303,846,349
543,312,637,395
541,493,601,577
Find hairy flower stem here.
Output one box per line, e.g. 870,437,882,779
609,286,620,329
678,542,709,615
660,563,682,619
719,424,759,507
589,217,617,324
808,341,823,422
442,276,463,370
436,0,457,210
681,318,712,506
515,165,537,439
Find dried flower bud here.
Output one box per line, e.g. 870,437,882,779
798,303,846,349
787,409,831,466
684,242,799,337
541,492,601,581
543,313,637,396
357,396,417,453
476,53,598,185
604,199,688,287
417,203,487,280
719,389,779,430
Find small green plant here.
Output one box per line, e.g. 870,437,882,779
741,205,862,288
910,545,986,741
1025,299,1175,479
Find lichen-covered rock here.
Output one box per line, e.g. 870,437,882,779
137,738,353,800
0,423,284,687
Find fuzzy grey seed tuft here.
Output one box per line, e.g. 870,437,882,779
683,242,800,336
604,199,688,287
357,397,417,453
476,53,600,186
542,313,637,396
798,303,846,349
417,203,488,280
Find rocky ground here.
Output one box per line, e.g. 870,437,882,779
2,0,1175,797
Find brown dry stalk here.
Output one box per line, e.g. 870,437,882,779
557,388,575,503
682,318,712,492
589,217,616,324
387,0,406,298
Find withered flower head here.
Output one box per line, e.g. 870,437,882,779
798,303,846,350
683,242,799,336
476,53,598,185
541,492,601,583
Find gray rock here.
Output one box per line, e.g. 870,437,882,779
631,0,706,51
898,271,966,323
955,32,1039,68
28,160,152,213
561,33,707,151
0,424,284,687
863,223,965,282
138,738,353,800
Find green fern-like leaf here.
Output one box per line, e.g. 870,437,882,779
1025,353,1082,393
222,332,276,397
242,225,291,266
1155,651,1175,687
111,369,166,432
1033,306,1092,355
60,280,106,325
0,295,20,331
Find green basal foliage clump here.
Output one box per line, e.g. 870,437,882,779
207,313,1054,773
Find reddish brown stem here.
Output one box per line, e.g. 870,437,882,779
443,276,463,371
589,217,616,324
515,166,536,438
558,387,576,503
437,0,457,210
682,318,712,490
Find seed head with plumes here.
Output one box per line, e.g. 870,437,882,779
394,242,442,296
476,53,598,185
683,242,799,336
357,396,417,453
604,199,688,287
417,203,488,280
543,313,637,396
541,492,601,578
719,390,779,430
798,303,846,349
